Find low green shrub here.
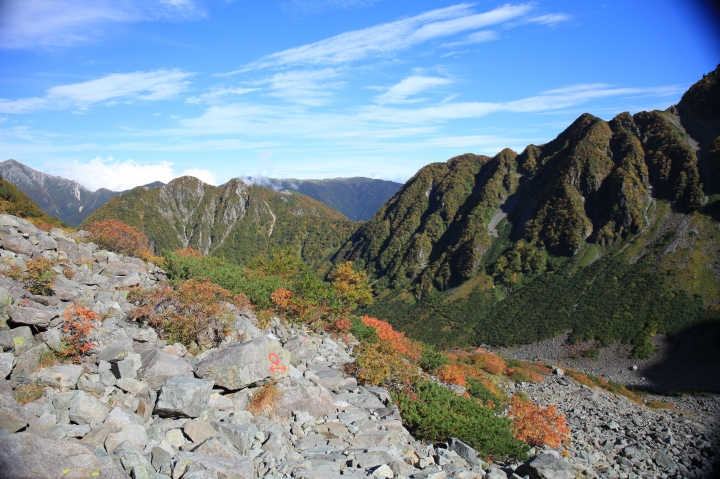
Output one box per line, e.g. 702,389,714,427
466,378,503,410
392,380,529,462
418,342,450,374
581,348,599,360
349,315,379,343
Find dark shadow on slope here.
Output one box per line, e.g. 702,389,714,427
641,320,720,393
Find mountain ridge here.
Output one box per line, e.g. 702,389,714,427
81,176,357,271
335,65,720,352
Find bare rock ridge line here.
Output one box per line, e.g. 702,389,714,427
0,212,717,478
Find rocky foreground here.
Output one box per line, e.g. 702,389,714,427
0,213,717,479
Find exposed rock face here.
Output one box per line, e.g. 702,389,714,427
0,213,716,479
194,335,292,390
80,176,356,269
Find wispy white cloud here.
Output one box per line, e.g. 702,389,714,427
286,0,382,14
525,13,572,26
43,157,216,191
374,75,452,105
186,86,259,104
442,30,498,47
252,68,344,106
0,70,193,113
226,3,533,72
0,0,206,49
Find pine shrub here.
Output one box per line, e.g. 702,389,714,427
393,380,529,461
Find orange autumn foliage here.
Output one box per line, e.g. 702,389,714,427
509,396,570,449
60,303,99,362
437,364,467,387
360,316,422,361
174,247,202,257
475,352,507,375
87,219,150,257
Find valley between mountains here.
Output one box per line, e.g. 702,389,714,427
0,66,718,478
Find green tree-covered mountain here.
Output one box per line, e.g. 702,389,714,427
243,177,402,221
0,175,64,227
81,176,357,271
335,65,720,353
0,160,126,227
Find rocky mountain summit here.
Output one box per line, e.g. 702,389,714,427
0,213,717,479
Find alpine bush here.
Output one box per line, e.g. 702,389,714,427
393,380,529,461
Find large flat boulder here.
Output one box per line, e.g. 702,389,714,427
155,376,214,418
68,390,109,427
516,453,577,479
137,347,193,390
0,393,29,433
0,432,102,479
172,452,253,479
194,335,291,390
8,305,58,328
273,385,336,420
1,235,34,255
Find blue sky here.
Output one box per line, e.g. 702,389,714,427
0,0,718,191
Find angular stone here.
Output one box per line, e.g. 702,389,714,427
37,234,58,251
106,424,149,453
172,452,253,479
372,464,394,479
0,351,14,378
193,437,244,461
273,384,336,420
449,437,480,467
0,325,35,352
155,376,214,418
36,364,83,389
354,451,396,469
214,422,258,455
516,453,576,479
137,348,193,390
1,235,34,255
0,393,29,433
112,358,138,379
655,452,677,470
152,446,173,475
115,377,145,395
68,390,109,426
0,432,101,479
8,305,57,328
97,337,134,363
194,335,291,390
11,342,50,379
184,419,217,443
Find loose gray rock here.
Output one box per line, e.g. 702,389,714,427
1,235,34,255
0,393,29,433
8,305,57,328
68,390,109,427
0,432,102,479
516,453,576,479
0,351,14,378
137,348,194,390
0,325,35,352
172,452,253,479
155,376,214,418
273,384,336,420
449,437,480,467
194,335,291,390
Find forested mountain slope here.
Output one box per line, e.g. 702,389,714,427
245,177,402,221
335,65,720,353
0,160,124,227
81,176,356,271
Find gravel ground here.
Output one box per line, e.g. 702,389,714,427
493,330,720,394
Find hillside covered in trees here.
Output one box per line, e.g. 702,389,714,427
335,65,720,355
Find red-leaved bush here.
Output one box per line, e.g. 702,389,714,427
86,219,150,257
132,278,250,347
360,316,422,361
509,396,570,449
60,303,99,362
